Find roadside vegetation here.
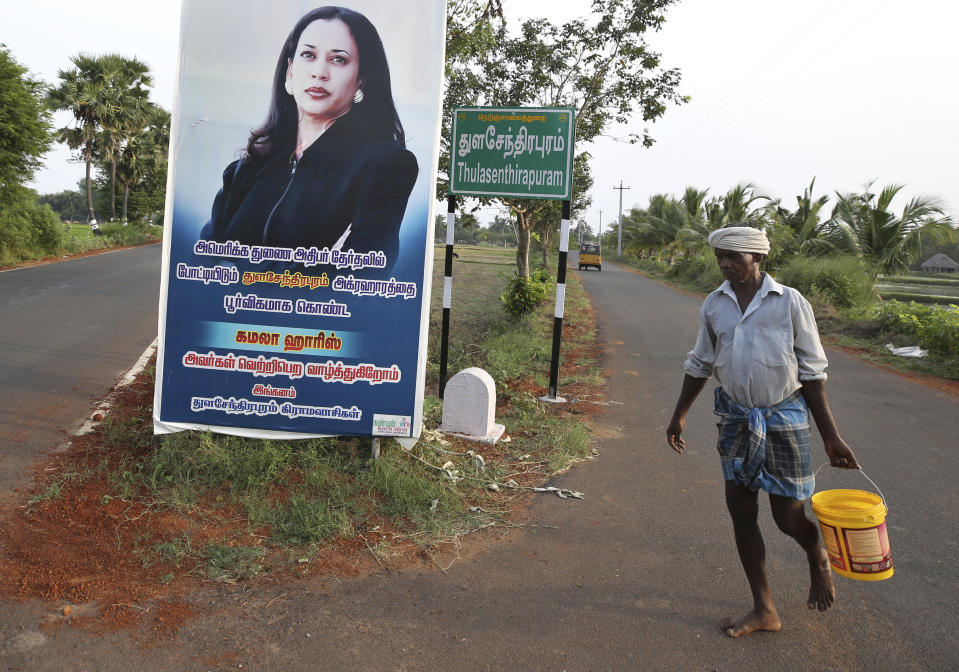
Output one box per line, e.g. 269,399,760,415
0,245,599,603
608,180,959,381
0,46,167,268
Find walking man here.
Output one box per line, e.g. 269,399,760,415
666,225,860,638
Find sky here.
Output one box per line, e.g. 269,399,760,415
6,0,958,236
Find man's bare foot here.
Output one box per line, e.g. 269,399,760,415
721,608,782,638
807,546,837,612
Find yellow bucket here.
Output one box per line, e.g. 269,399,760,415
811,486,893,581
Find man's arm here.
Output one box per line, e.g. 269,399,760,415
800,379,860,469
667,374,709,454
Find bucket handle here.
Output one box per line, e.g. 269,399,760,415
814,463,888,512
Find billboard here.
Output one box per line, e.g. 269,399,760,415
154,1,448,439
449,107,575,200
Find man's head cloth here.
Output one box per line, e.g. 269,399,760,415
707,226,770,256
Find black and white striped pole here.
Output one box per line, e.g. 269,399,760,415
439,195,456,398
542,199,572,403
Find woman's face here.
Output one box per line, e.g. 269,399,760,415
286,19,361,126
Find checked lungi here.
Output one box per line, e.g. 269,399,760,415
713,386,815,500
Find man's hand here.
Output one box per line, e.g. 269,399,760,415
667,416,686,454
825,436,860,469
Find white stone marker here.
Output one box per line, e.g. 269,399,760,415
439,367,505,444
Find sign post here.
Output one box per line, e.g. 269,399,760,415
449,107,575,402
450,108,574,200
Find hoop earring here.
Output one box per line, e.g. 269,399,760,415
353,88,365,104
284,80,293,95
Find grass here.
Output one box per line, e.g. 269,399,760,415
878,273,959,287
876,274,959,305
0,221,160,270
18,246,601,585
26,462,95,507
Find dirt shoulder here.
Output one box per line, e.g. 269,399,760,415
0,280,604,642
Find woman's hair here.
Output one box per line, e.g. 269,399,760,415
246,6,406,161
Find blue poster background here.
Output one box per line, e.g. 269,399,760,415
155,0,447,438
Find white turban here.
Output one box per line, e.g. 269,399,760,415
707,226,770,255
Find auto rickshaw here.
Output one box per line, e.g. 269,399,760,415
578,241,602,271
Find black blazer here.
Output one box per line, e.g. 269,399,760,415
201,116,418,268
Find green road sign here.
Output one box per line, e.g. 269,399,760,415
450,107,575,200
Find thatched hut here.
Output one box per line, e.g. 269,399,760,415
919,253,959,273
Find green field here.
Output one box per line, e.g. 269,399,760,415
875,274,959,305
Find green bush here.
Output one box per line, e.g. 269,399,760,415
777,255,875,310
99,222,155,246
0,188,65,263
873,300,959,356
501,267,553,316
666,252,724,293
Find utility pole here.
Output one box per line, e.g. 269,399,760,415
598,209,603,243
613,181,629,257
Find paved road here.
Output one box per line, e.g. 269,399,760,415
2,254,956,670
0,245,161,502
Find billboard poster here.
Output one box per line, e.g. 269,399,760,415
154,1,448,439
449,107,575,200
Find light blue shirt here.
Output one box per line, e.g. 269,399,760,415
684,273,828,408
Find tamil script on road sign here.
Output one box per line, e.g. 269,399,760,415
450,107,575,200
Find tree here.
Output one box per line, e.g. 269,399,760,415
821,182,953,277
442,0,686,277
38,186,86,222
488,214,513,235
97,55,153,221
0,46,52,196
48,53,155,224
765,178,831,268
623,193,685,262
116,104,169,222
48,54,113,223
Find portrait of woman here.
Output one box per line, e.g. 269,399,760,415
200,5,418,266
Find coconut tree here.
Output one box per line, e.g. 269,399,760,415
623,193,684,261
821,182,953,277
764,178,832,267
672,186,713,254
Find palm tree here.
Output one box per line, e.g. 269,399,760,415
98,55,152,221
48,54,112,224
48,54,153,224
623,194,685,262
116,105,169,222
821,182,953,276
673,186,713,255
718,182,770,226
765,178,832,267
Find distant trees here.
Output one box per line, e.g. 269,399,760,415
617,179,956,287
48,53,165,224
37,186,86,222
442,0,686,277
